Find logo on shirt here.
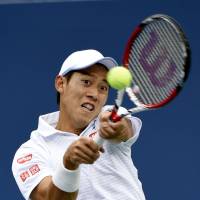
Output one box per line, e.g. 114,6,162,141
89,131,97,138
29,164,40,175
19,164,40,182
20,171,30,182
17,154,32,164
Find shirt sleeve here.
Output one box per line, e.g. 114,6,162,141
12,137,53,200
123,115,142,147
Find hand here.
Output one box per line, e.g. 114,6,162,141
99,111,133,143
63,137,104,170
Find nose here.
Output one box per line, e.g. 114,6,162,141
86,87,98,101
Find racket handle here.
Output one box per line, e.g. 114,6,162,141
110,109,122,122
109,105,122,122
93,133,105,146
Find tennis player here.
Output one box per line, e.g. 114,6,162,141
12,49,146,200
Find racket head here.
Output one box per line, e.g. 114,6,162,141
123,14,191,109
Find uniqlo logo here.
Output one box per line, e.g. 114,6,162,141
29,164,40,175
17,154,32,164
20,171,30,182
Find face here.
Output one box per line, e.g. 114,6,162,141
56,64,109,132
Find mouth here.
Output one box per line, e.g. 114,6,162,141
81,103,95,112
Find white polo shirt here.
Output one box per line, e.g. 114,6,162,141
12,107,146,200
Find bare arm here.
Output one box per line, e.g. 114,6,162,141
30,176,78,200
30,137,102,200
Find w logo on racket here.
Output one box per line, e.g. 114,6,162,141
139,31,177,88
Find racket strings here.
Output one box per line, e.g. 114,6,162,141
144,21,185,85
143,22,182,94
132,29,173,103
128,18,187,106
130,32,169,103
129,56,163,104
129,37,171,104
151,21,185,82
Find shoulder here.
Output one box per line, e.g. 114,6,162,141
12,130,50,166
12,133,52,200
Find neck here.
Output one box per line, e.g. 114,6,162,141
56,111,84,135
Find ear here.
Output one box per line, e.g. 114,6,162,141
55,75,65,94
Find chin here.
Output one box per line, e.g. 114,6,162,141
76,116,93,128
83,117,94,126
77,110,98,127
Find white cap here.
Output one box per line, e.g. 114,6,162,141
58,49,118,76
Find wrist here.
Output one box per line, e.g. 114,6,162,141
52,159,80,193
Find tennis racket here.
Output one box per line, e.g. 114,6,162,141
94,14,191,146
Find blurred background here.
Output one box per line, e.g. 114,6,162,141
0,0,199,199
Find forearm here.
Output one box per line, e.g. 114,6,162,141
30,176,78,200
47,180,78,200
31,137,100,200
31,157,80,200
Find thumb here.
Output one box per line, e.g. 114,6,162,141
99,111,111,122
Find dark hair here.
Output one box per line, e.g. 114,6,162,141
56,71,74,105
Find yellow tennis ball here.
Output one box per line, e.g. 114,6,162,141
107,66,132,90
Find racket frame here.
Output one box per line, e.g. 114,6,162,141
122,14,191,109
94,14,191,146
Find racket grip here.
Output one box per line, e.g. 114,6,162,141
110,108,122,122
93,133,105,146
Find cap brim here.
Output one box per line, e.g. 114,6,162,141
97,57,118,70
59,57,118,76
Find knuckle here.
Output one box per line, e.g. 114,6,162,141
99,111,110,122
79,137,86,143
88,160,94,164
74,157,82,165
87,138,93,145
73,148,79,155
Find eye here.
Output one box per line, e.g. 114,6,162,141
99,84,109,92
81,80,91,86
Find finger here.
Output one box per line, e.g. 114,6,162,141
77,141,100,160
108,120,125,132
73,156,94,165
74,148,100,164
82,138,101,153
99,111,111,122
79,137,99,150
99,125,116,139
100,121,115,132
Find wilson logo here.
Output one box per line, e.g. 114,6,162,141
17,154,32,164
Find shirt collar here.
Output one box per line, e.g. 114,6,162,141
36,111,97,138
36,111,62,137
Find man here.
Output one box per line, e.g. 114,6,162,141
12,49,145,200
